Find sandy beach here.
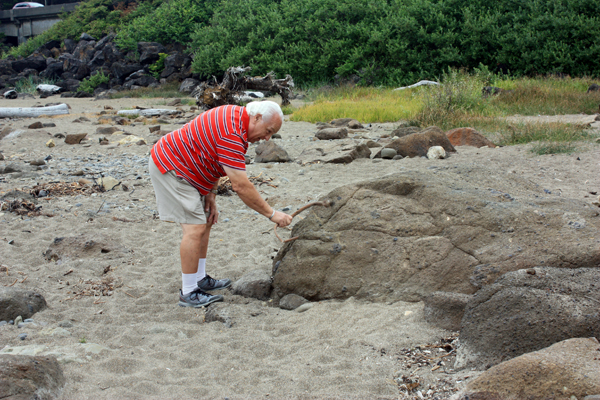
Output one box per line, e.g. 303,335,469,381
1,95,599,399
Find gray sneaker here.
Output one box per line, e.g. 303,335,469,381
178,288,223,308
198,274,232,291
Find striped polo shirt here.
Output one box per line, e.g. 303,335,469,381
151,105,249,195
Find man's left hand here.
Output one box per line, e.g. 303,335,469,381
205,193,219,224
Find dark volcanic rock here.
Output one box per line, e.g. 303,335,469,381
0,354,65,400
138,42,166,65
456,267,600,370
271,168,600,303
423,291,471,331
232,270,272,300
374,126,456,158
0,287,47,321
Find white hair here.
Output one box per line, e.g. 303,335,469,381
245,100,284,124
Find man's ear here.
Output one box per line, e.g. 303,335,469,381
254,114,263,123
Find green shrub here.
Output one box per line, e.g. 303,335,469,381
114,0,218,51
14,76,56,95
78,70,110,93
149,53,168,79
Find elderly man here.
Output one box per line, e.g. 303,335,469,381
149,101,292,307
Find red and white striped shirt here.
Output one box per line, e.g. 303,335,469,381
151,105,249,195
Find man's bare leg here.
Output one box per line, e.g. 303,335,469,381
180,223,212,295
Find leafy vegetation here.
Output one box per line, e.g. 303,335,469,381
149,53,168,79
13,76,56,95
4,0,600,86
78,70,110,93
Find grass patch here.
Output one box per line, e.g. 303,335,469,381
14,76,56,95
530,142,578,155
290,86,422,123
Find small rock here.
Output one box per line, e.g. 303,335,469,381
18,333,27,340
70,170,84,176
14,316,23,326
315,128,348,140
381,148,398,159
365,140,382,148
148,125,161,133
28,121,44,129
205,304,233,328
53,133,65,139
232,270,272,300
167,99,182,106
272,133,282,139
0,321,6,326
29,159,46,166
427,146,446,159
64,133,87,145
58,320,73,328
96,127,120,135
95,176,120,191
279,294,309,310
392,155,404,160
4,89,17,99
0,152,4,161
295,303,314,313
43,123,57,128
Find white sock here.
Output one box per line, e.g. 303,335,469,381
181,272,197,296
196,258,206,282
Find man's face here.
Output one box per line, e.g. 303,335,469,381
247,113,282,143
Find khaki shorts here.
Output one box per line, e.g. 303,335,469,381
149,157,208,224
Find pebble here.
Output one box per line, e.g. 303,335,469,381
0,321,7,327
24,319,34,323
14,316,22,326
18,333,27,340
58,320,73,328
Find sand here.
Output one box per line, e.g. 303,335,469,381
0,95,599,400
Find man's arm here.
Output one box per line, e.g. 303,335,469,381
223,166,292,227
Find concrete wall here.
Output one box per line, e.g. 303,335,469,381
0,3,78,43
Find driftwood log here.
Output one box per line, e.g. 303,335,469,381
0,103,70,118
192,66,294,109
117,109,182,117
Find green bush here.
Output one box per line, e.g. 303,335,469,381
114,0,218,51
78,70,110,93
149,53,168,79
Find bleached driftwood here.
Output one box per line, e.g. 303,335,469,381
192,66,294,109
393,80,440,91
117,109,182,117
0,103,70,118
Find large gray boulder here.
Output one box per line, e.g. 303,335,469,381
0,287,47,321
271,168,600,303
455,267,600,370
0,355,65,400
456,338,600,400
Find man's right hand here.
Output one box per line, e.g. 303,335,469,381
271,210,292,227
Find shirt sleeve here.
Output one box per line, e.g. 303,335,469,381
216,134,246,170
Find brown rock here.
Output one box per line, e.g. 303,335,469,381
365,140,382,148
27,121,43,129
0,152,4,161
0,126,15,140
374,126,456,158
148,125,161,133
255,140,292,163
445,127,496,148
167,98,182,106
391,126,421,138
315,128,348,140
232,270,272,300
271,168,600,303
0,355,65,400
64,133,87,144
96,127,120,135
460,338,600,400
297,141,371,164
